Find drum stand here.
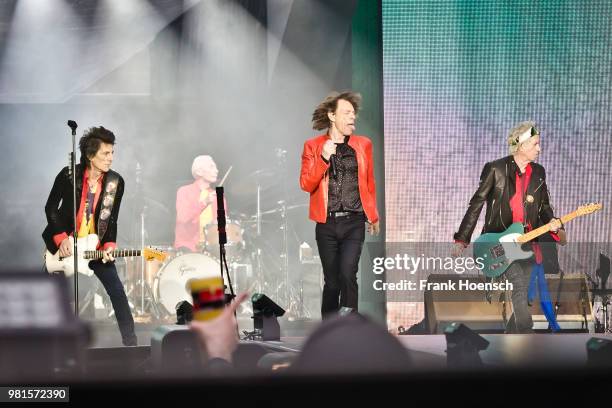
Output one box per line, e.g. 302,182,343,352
137,208,164,320
250,166,283,303
252,177,267,297
131,163,163,321
247,152,310,320
275,148,309,320
77,276,119,321
229,261,254,316
279,204,311,321
71,274,103,318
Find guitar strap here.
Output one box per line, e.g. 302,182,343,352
518,171,528,229
97,173,119,241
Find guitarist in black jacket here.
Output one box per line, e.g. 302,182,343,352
43,126,137,346
452,121,566,333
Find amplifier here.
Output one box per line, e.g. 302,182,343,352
424,274,511,334
531,273,593,332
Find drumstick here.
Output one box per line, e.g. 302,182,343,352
218,165,233,187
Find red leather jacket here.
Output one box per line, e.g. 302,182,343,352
300,134,379,224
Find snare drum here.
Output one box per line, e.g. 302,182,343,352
153,253,221,315
203,220,244,260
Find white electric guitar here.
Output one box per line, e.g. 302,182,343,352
45,234,167,277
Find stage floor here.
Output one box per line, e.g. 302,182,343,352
86,316,320,348
86,316,612,372
397,333,612,369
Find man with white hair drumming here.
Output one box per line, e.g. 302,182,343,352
452,121,567,333
174,155,220,252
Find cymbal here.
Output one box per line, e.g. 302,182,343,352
230,168,278,196
143,197,170,213
257,203,308,216
261,203,308,215
246,168,276,179
230,212,275,223
240,219,278,226
127,194,170,214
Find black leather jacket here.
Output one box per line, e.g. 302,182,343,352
42,164,124,253
454,156,556,244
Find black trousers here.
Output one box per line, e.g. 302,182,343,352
89,260,137,345
503,259,534,334
315,213,366,318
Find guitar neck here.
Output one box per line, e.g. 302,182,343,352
517,212,577,243
84,249,141,260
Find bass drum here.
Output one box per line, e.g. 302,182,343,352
153,253,221,315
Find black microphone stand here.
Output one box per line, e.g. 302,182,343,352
67,120,79,316
215,187,236,305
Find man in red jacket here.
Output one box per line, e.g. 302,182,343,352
300,91,380,318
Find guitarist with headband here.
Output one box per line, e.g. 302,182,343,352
43,126,137,346
452,121,567,333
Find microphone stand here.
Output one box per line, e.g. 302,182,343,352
67,120,79,316
136,162,146,315
216,187,236,304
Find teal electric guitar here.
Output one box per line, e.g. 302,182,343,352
474,203,602,278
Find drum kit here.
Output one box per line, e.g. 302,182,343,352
113,153,318,323
121,218,249,321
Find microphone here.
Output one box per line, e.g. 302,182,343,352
215,187,227,245
67,120,78,135
330,154,337,178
